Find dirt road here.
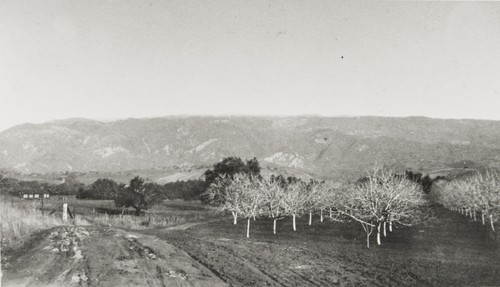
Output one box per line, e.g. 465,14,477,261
2,226,228,287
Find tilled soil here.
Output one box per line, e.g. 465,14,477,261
2,226,228,287
147,206,500,287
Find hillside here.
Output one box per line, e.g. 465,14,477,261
1,116,500,181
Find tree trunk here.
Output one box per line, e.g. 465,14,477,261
473,209,477,221
309,211,312,226
273,219,277,235
320,209,324,223
490,214,495,231
247,217,251,238
293,214,296,231
482,212,485,225
253,214,256,221
232,211,237,225
366,233,370,248
383,221,387,237
377,222,381,245
329,208,332,218
63,203,68,222
389,221,393,232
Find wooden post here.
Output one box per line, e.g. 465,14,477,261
63,203,68,222
41,196,45,215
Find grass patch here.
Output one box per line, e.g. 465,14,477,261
0,195,88,248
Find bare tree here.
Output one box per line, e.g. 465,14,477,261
204,173,263,238
259,177,287,235
281,180,308,231
434,169,500,231
303,180,324,226
353,167,427,246
205,175,242,225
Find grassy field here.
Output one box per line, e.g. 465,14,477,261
0,196,89,248
36,196,218,230
1,196,214,248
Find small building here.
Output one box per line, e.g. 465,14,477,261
21,192,50,199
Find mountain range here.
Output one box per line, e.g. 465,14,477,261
1,116,500,181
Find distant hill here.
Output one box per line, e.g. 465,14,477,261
1,116,500,181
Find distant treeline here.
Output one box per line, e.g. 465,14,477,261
0,157,444,203
75,178,206,201
404,171,446,193
0,174,84,196
0,173,206,201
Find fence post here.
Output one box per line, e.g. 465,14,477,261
63,203,68,222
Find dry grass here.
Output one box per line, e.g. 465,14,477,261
0,196,88,247
0,196,212,248
80,205,215,229
83,213,190,229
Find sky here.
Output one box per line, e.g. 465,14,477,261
1,0,500,132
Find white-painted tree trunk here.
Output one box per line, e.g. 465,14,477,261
293,214,296,231
482,212,485,225
383,221,387,237
389,221,393,232
309,211,312,226
320,209,324,222
232,211,238,225
490,214,495,231
63,203,68,222
377,223,381,245
247,217,251,238
253,214,256,221
329,208,332,218
273,219,277,235
473,209,477,221
366,233,370,248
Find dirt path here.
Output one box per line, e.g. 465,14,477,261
2,226,228,287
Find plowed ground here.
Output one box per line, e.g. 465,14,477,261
147,206,500,287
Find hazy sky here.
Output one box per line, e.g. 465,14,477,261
1,1,500,132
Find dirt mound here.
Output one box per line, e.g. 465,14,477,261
2,226,228,287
